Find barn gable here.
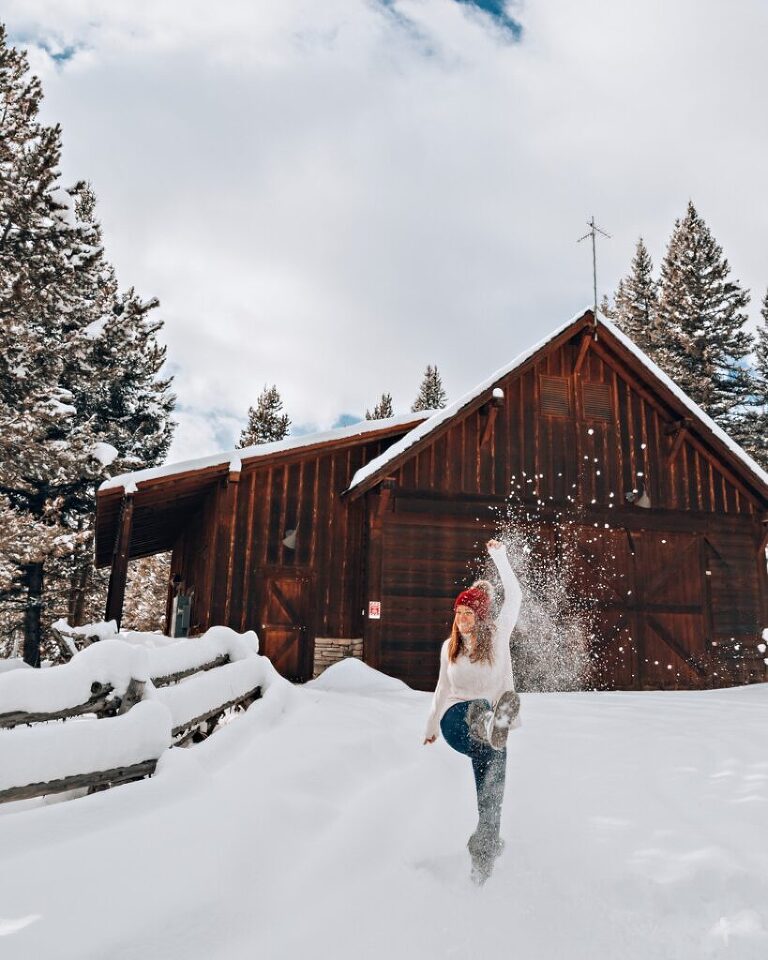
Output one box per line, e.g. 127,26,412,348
346,310,768,510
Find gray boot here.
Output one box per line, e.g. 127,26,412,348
466,700,493,744
488,691,520,749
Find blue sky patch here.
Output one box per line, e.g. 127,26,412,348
9,31,81,66
331,413,363,429
375,0,521,40
453,0,521,37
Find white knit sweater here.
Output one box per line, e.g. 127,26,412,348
424,544,521,741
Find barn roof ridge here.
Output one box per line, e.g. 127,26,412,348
345,308,768,500
100,410,432,496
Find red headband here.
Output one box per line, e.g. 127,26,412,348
454,587,490,621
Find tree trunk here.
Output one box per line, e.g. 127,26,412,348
69,558,91,627
22,561,44,668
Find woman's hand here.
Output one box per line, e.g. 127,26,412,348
423,735,437,745
487,538,502,551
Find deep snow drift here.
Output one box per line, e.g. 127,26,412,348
1,659,767,959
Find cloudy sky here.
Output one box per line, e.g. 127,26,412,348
5,0,768,462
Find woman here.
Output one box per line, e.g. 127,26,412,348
423,538,521,881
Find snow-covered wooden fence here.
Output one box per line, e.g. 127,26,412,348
0,627,265,804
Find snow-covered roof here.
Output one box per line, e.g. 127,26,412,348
99,411,430,494
346,309,768,498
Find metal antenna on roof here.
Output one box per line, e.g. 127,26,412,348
577,216,611,320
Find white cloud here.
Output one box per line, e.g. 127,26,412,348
5,0,768,461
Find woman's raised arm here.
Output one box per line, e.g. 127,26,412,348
487,539,522,649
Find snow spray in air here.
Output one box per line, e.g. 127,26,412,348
467,489,613,692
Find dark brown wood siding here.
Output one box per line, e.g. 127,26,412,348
157,322,768,692
364,331,768,691
168,433,405,648
383,336,760,516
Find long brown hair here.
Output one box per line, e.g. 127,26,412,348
447,588,496,664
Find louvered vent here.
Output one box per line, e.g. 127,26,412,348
540,376,570,416
582,381,613,420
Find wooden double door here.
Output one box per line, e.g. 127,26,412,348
571,527,710,689
575,523,764,689
259,569,315,682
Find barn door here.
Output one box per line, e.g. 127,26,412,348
260,572,314,682
571,527,709,689
632,532,708,688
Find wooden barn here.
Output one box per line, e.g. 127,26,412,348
95,310,768,691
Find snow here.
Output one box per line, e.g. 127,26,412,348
346,309,768,496
0,659,29,675
0,628,260,716
45,399,77,418
1,667,767,959
153,657,267,731
0,640,148,715
0,702,171,792
99,411,430,494
308,656,409,693
90,442,119,466
123,626,259,677
52,619,118,641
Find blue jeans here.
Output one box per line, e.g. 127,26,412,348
440,700,507,845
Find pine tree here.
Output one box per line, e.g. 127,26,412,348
598,293,615,320
365,393,394,420
122,553,171,631
656,202,752,427
239,385,291,446
738,290,768,469
611,238,661,354
411,365,447,412
0,33,100,663
0,30,174,662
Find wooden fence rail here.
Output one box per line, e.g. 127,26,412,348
0,630,264,805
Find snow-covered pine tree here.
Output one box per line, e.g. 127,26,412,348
0,31,175,661
58,185,175,627
598,293,615,320
0,33,103,663
365,393,393,420
122,553,172,632
736,290,768,469
611,238,661,354
656,202,753,430
238,385,291,446
411,365,447,412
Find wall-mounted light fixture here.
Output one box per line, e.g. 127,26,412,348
282,525,298,550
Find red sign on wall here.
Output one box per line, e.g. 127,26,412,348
368,601,381,620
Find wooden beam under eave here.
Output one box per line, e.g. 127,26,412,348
667,425,688,464
480,403,500,448
377,477,397,519
573,330,593,376
105,493,134,628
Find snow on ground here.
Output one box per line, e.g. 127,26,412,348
1,660,767,960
